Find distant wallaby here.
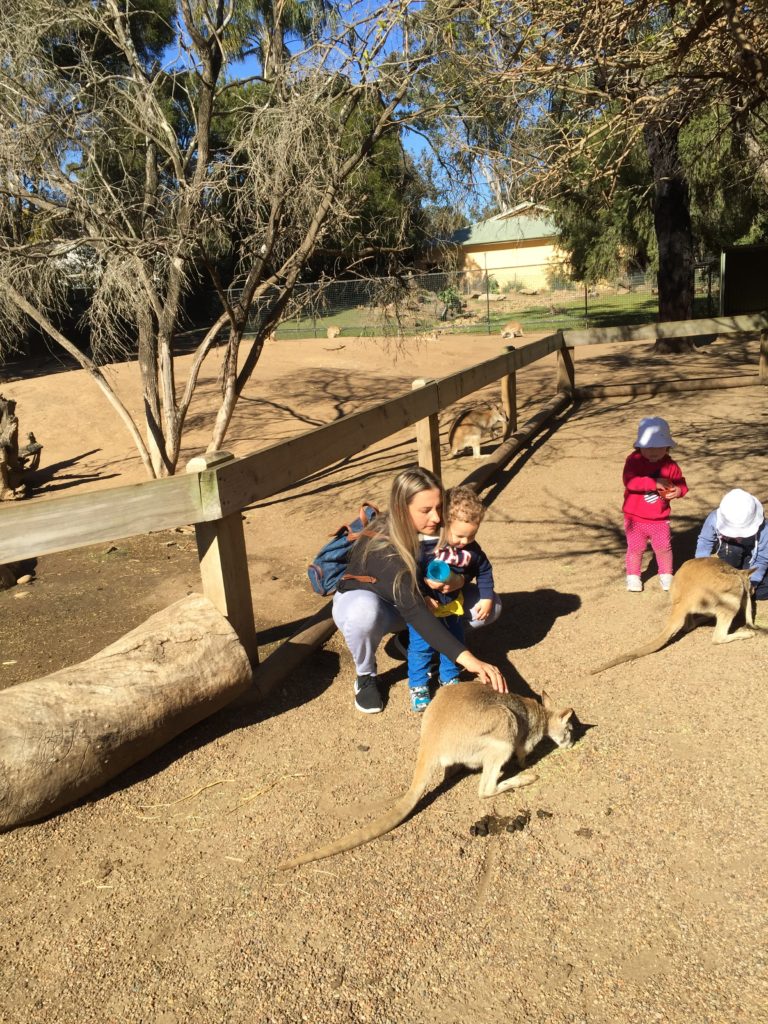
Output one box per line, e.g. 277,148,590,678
500,320,525,339
326,325,341,339
278,684,576,870
448,404,508,458
592,557,757,675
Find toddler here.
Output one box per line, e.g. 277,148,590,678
695,489,768,599
622,416,688,592
407,486,501,712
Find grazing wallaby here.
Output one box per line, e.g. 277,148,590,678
448,404,508,458
326,325,342,339
592,557,757,675
500,320,525,339
278,684,576,870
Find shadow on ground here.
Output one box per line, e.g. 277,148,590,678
26,448,120,495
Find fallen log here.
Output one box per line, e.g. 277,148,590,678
574,374,759,399
0,594,252,831
234,603,336,708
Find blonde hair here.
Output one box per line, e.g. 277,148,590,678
441,485,485,545
363,466,443,596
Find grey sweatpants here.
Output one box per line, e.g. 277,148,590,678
332,585,502,678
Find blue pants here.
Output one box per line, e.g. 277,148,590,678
407,584,503,689
408,615,465,688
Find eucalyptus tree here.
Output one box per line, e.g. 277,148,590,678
532,1,768,328
425,1,768,334
0,0,471,477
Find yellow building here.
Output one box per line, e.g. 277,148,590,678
452,204,566,291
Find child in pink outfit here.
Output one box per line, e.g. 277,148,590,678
622,416,688,592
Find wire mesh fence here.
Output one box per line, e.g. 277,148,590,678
241,260,720,341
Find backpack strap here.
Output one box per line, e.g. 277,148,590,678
341,573,378,584
338,502,379,538
346,526,379,542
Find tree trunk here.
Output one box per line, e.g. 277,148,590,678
138,318,166,478
0,594,253,831
644,118,696,352
0,394,24,500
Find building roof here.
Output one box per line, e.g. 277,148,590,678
451,204,559,247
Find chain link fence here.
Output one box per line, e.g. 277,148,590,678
242,260,720,340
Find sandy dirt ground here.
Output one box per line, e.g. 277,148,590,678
1,329,767,1024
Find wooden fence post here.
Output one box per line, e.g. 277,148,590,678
412,378,442,477
186,451,258,667
760,330,768,385
555,330,576,393
501,345,518,435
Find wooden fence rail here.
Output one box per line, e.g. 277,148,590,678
2,311,766,667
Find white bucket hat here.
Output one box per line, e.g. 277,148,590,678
715,489,765,538
633,416,676,449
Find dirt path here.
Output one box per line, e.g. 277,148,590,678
1,332,767,1024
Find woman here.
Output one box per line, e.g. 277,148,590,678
333,466,508,713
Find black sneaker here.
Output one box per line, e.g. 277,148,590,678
354,674,383,714
391,630,409,660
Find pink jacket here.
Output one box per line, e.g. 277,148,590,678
622,450,688,521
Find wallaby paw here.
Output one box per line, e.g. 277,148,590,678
734,628,755,640
488,771,538,794
715,628,754,644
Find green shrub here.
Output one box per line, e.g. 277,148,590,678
438,285,463,311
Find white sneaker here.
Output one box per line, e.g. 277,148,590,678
659,574,673,591
626,575,643,592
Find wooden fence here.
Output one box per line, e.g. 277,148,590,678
2,313,766,673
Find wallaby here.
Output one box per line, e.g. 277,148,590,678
592,557,757,675
326,325,341,339
500,320,525,339
448,404,508,458
278,684,576,870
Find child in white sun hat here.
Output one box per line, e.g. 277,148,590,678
695,489,768,599
622,416,688,592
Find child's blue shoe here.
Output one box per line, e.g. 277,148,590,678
409,685,431,712
439,677,461,686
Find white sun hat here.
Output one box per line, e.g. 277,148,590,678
633,416,677,449
715,489,765,538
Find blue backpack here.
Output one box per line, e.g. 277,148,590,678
307,501,380,596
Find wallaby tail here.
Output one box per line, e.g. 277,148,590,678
277,753,433,870
590,612,688,675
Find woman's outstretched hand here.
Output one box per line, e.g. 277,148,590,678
456,651,508,693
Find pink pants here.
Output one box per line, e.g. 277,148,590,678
624,515,673,576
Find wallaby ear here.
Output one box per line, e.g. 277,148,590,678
541,689,552,709
562,708,575,723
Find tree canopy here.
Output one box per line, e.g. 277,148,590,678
422,1,768,325
2,0,767,473
0,0,477,475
